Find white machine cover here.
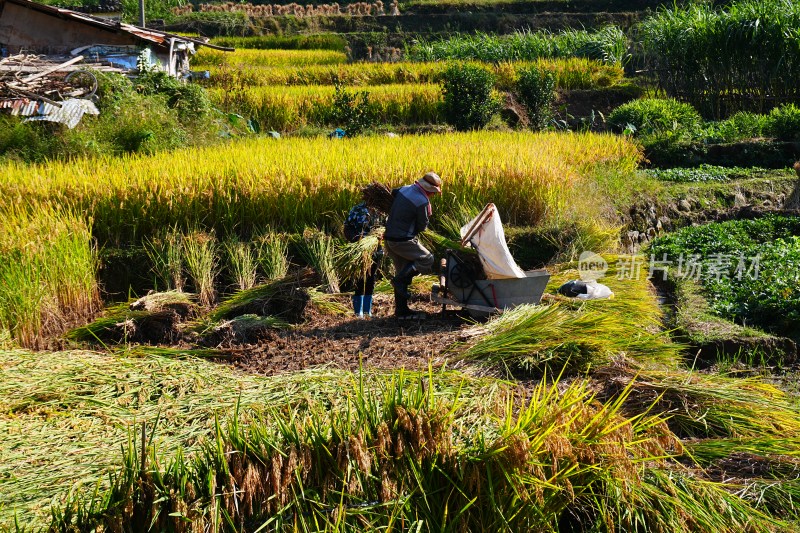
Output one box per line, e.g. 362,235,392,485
460,204,526,279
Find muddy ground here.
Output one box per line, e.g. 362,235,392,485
221,294,475,376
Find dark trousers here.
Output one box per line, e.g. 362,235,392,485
354,261,380,296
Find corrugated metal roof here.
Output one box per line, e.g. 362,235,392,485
1,0,234,51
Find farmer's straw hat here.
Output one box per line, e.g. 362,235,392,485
417,172,442,194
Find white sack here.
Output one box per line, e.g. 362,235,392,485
460,204,526,279
576,281,614,300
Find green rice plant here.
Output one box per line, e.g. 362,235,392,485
0,208,100,348
410,26,629,65
296,230,341,294
255,231,289,280
640,0,800,117
183,231,219,307
144,228,184,291
224,238,258,291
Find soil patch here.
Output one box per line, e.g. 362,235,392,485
222,294,472,376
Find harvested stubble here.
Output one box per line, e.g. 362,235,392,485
0,131,640,246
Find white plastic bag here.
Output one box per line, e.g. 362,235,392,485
460,204,526,279
576,281,614,300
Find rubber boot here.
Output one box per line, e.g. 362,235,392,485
394,286,412,317
352,295,364,318
362,295,373,317
391,263,418,299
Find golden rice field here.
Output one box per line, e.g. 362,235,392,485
210,83,443,129
193,47,348,68
204,56,624,90
0,131,640,245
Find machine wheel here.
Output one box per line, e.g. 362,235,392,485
449,262,475,289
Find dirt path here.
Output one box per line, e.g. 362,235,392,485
223,294,473,375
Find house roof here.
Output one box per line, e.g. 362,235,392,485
0,0,233,51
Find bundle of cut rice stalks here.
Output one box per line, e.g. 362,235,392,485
361,181,394,214
335,228,384,284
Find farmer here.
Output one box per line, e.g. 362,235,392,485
384,171,442,318
344,201,383,318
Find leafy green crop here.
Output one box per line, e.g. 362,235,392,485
649,216,800,335
642,164,772,183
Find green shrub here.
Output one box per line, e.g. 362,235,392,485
328,84,375,136
516,65,556,131
765,104,800,141
440,63,499,131
136,70,212,122
702,111,767,143
608,98,701,137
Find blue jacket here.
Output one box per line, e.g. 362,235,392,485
384,184,430,241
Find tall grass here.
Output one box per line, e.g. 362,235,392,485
0,132,640,246
0,208,99,347
409,27,629,65
641,0,800,117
